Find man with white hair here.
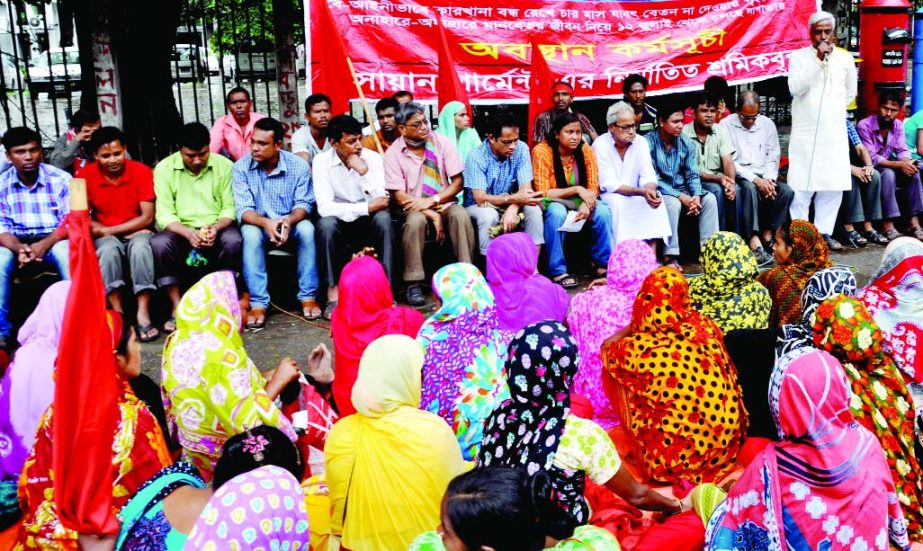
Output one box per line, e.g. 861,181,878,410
787,10,857,250
592,101,671,248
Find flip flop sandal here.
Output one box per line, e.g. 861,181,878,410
664,260,684,273
137,324,161,343
247,308,267,329
323,301,338,321
302,300,322,321
553,274,579,289
162,316,177,334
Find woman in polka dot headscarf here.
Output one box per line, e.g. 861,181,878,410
604,266,748,486
185,464,310,550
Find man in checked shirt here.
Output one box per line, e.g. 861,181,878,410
0,127,72,350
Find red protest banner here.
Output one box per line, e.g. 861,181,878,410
309,0,814,103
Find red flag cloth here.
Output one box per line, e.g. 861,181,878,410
528,38,554,147
52,208,120,535
314,0,355,114
435,14,472,120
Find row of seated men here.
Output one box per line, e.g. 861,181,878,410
1,75,921,349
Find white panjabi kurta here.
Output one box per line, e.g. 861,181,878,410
592,131,672,244
786,45,857,192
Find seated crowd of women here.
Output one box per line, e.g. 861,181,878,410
0,219,921,550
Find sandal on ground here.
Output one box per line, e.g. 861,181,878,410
911,226,923,241
247,308,267,329
323,301,338,321
883,227,904,241
822,234,844,251
552,274,579,289
302,299,322,320
664,259,684,273
862,229,889,245
137,324,161,343
162,316,177,334
844,229,868,248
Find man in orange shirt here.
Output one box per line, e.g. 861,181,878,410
361,98,399,154
76,126,159,341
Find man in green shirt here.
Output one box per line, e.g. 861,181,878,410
682,93,738,234
151,122,241,332
904,108,923,161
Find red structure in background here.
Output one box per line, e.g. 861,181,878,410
859,0,912,116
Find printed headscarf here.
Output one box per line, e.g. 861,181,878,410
812,295,923,540
418,263,511,460
777,265,856,356
689,231,771,333
566,239,659,429
758,220,832,327
706,348,911,551
604,267,747,485
478,321,587,524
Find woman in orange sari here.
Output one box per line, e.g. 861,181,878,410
16,312,171,550
604,267,747,485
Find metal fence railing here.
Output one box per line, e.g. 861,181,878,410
0,0,306,157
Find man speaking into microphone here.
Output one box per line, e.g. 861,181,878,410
787,11,858,249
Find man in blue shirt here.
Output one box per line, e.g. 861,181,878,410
463,111,543,256
647,101,719,268
233,117,318,326
0,127,71,348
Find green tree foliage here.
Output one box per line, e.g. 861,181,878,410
177,0,303,56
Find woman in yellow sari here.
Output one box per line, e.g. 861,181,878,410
325,335,466,551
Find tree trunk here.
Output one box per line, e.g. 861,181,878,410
273,0,300,148
71,0,183,163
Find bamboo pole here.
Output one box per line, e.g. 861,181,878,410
345,56,385,156
69,178,87,211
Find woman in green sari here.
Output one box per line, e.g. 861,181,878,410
436,101,481,162
160,271,300,481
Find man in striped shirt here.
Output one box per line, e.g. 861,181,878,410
646,101,719,269
0,127,71,348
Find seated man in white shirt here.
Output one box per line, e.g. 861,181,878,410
720,90,794,265
592,101,671,251
313,115,393,319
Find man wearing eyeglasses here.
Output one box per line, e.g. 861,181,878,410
721,90,793,265
593,101,671,249
464,111,544,256
384,102,475,306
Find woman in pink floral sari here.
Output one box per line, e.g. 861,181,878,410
566,239,658,429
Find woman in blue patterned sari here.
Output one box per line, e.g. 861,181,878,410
417,263,511,460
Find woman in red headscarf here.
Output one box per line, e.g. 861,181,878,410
330,256,424,416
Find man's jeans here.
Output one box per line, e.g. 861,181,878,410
241,220,318,310
0,239,70,338
543,201,612,277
